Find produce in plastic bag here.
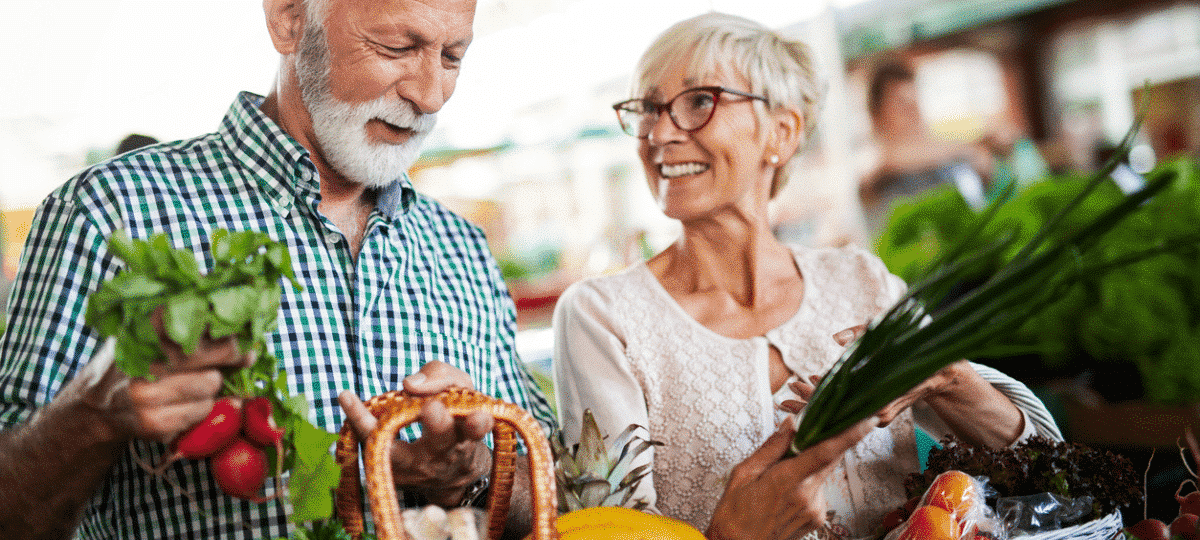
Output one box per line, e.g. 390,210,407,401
885,470,1006,540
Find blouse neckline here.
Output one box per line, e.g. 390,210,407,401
633,244,814,346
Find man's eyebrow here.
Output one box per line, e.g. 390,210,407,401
400,30,472,50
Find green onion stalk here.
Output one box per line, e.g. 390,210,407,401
789,118,1200,455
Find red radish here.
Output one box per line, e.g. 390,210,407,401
1124,518,1170,540
211,437,269,501
1171,513,1200,540
146,397,242,474
243,397,284,446
1179,489,1200,518
175,397,242,458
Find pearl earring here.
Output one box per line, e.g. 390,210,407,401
769,155,779,165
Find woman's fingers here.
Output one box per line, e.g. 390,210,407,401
832,324,868,347
779,399,806,414
729,417,795,487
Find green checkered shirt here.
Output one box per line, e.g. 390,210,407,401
0,91,555,539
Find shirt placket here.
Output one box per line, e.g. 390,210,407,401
354,214,405,401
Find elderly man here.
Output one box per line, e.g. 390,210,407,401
0,0,553,538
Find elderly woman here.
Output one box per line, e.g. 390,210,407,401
551,12,1061,539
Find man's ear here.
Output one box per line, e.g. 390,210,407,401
264,0,306,55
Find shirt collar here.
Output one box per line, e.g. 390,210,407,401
218,91,417,219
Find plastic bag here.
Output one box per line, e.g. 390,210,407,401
883,470,1007,540
995,492,1094,535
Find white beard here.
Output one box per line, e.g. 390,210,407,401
296,25,436,189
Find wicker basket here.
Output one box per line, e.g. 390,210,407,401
1015,510,1124,540
334,389,560,540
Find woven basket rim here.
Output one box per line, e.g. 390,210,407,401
1016,509,1124,539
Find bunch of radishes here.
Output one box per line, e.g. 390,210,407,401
87,229,341,522
151,395,285,501
1122,428,1200,540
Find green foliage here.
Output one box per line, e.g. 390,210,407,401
876,158,1200,404
907,436,1142,518
790,123,1200,454
281,519,376,540
85,228,340,523
85,229,300,375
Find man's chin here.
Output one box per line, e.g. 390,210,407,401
328,145,423,189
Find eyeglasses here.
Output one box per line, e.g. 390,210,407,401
612,86,769,139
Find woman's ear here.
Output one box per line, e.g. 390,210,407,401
264,0,306,55
770,108,806,161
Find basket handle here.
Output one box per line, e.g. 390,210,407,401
335,389,558,540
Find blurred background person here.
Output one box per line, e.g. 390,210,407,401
857,60,1016,235
114,133,159,155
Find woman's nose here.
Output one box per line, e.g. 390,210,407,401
646,110,687,146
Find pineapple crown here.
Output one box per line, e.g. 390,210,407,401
550,409,663,513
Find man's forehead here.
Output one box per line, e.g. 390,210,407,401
331,0,476,34
331,0,476,19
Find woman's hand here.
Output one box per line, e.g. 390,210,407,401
829,323,1024,445
777,325,866,415
706,416,877,540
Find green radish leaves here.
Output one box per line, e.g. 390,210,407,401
288,420,341,522
85,229,299,374
84,228,340,523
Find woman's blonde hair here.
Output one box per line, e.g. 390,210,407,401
632,12,821,198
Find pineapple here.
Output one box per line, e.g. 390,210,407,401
550,409,661,513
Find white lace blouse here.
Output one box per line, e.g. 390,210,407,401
551,244,1060,536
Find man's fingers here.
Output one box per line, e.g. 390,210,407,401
129,369,225,407
416,399,456,451
133,400,219,443
151,308,249,371
460,409,493,440
338,390,378,441
416,399,492,450
403,361,474,396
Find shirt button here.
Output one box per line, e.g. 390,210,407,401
325,232,341,245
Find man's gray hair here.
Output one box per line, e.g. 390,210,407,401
302,0,330,26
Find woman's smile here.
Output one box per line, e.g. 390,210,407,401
659,162,711,179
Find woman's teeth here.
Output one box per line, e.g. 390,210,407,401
660,162,709,178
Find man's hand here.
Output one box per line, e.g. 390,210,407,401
76,309,255,445
338,361,494,507
707,416,877,540
0,310,253,540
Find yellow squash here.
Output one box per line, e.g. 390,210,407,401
525,507,705,540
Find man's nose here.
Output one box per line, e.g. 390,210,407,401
397,51,452,114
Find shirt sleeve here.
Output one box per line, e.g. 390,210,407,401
0,185,115,428
551,280,658,510
486,256,558,438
